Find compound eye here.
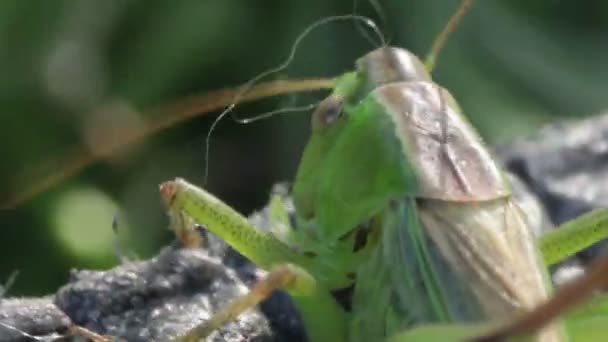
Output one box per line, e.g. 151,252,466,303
311,95,344,131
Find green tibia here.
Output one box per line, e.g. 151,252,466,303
538,208,608,266
163,179,310,273
163,179,350,341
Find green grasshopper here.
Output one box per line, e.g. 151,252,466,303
158,1,608,341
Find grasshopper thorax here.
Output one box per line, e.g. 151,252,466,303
356,46,432,87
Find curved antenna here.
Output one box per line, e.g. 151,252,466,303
0,78,334,209
425,0,474,72
203,14,383,184
353,0,389,47
235,102,320,125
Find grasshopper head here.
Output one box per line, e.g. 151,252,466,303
292,47,425,243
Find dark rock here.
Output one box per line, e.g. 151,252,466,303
499,113,608,261
55,247,274,342
0,297,71,341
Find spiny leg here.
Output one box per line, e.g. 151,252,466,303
160,178,311,270
161,178,349,342
538,208,608,266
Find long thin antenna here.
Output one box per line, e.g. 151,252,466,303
425,0,474,72
203,14,383,184
353,0,389,47
235,102,319,125
0,78,334,209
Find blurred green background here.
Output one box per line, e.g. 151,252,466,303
1,0,607,296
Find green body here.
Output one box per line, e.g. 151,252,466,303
163,47,608,342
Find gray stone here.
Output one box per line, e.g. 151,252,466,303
55,247,274,342
0,297,71,341
498,112,608,261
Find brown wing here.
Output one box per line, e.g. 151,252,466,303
373,82,509,202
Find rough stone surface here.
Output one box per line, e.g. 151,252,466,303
498,113,608,261
2,112,608,341
1,247,276,342
54,247,273,342
0,297,71,341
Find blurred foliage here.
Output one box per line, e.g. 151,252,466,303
1,0,608,296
